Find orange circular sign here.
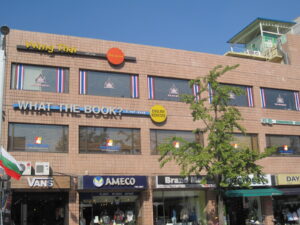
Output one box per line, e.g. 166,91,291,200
106,48,125,65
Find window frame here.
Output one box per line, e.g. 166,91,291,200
148,76,199,102
260,87,300,111
79,126,141,155
231,133,259,151
79,69,139,98
11,63,69,93
266,134,300,156
150,129,201,155
8,123,69,153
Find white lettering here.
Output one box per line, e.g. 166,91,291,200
27,177,54,188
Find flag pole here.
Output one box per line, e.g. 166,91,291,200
0,26,10,225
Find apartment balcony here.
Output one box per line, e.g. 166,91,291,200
225,46,283,63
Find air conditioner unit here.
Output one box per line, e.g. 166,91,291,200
18,161,32,176
35,162,50,176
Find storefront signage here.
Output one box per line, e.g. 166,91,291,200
27,177,54,187
13,101,152,117
13,101,169,119
150,105,167,123
17,43,136,65
24,41,77,54
10,176,71,189
230,174,272,187
261,118,300,126
107,48,125,65
156,176,215,188
276,174,300,185
81,176,147,190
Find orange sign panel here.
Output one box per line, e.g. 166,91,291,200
107,48,125,65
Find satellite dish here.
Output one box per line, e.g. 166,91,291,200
0,26,10,35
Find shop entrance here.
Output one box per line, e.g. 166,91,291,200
11,192,68,225
80,192,140,225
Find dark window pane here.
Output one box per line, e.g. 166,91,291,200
79,127,141,154
262,88,297,110
153,77,192,101
11,64,69,93
221,84,250,107
150,130,197,155
266,135,300,156
86,71,132,98
231,134,258,150
8,123,68,152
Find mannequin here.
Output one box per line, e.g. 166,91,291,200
180,206,189,225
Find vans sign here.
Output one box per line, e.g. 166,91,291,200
27,177,54,188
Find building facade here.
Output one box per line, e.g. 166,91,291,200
2,19,300,225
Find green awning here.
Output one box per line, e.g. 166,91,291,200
225,188,283,197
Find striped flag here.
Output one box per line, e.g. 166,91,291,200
0,147,23,180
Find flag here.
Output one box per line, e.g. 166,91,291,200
0,147,23,180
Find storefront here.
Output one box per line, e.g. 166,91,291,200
224,174,280,225
10,175,71,225
78,175,147,225
153,175,213,225
273,174,300,224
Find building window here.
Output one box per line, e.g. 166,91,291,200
231,133,259,150
150,129,200,155
8,123,68,152
79,70,139,98
79,127,141,154
148,76,199,102
266,135,300,156
260,88,300,110
208,83,253,107
11,64,69,93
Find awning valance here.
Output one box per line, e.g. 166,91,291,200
225,188,283,197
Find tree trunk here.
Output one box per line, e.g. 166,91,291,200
218,194,226,225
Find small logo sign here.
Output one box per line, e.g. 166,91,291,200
104,78,115,89
33,74,49,87
93,176,104,187
168,84,179,97
35,137,42,145
150,105,167,123
173,141,180,148
107,48,125,65
275,94,287,106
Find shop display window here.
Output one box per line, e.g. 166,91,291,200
231,133,259,151
260,88,300,110
226,196,263,225
150,130,200,155
79,126,141,154
273,196,300,225
11,192,69,225
11,64,69,93
153,190,206,225
266,135,300,156
8,123,68,152
80,193,140,225
79,70,139,98
148,76,192,102
216,84,254,107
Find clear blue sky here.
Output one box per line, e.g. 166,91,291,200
1,0,300,55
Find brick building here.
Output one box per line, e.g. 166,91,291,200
2,18,300,225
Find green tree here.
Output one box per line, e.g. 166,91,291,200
158,65,272,225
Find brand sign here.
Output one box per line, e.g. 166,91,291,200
230,174,272,187
25,41,77,54
156,176,215,188
276,174,300,185
13,102,168,120
17,43,136,65
82,176,147,190
10,176,71,189
107,48,125,65
27,177,54,188
150,105,167,123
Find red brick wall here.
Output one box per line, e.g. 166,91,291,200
4,29,300,224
